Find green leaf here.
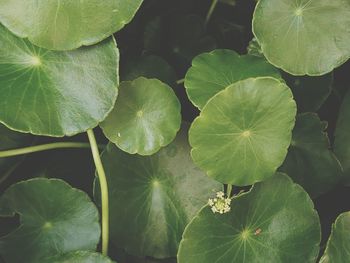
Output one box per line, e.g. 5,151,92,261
253,0,350,75
0,0,144,50
282,73,333,112
320,212,350,263
189,77,296,186
334,90,350,186
0,123,32,182
46,251,115,263
247,38,264,58
0,178,100,263
279,113,342,198
121,55,177,87
96,125,222,258
178,174,321,263
100,77,181,155
185,49,281,109
0,24,119,137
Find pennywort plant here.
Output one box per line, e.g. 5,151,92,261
0,0,349,262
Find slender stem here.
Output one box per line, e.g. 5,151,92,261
205,0,219,26
87,129,109,256
0,142,94,158
226,184,233,197
176,78,185,85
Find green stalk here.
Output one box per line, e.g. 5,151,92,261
226,184,233,197
205,0,219,26
87,129,109,256
0,142,92,158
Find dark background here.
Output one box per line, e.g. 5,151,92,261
1,0,350,262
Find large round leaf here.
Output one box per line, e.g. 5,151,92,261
283,73,333,112
185,49,281,109
95,126,221,258
279,113,342,198
100,77,181,155
189,77,296,185
46,251,115,263
0,24,119,137
0,0,143,50
253,0,350,75
0,178,100,263
334,90,350,185
178,174,321,263
320,212,350,263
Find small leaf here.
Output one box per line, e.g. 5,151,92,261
0,0,144,50
178,174,321,263
46,251,116,263
334,90,350,185
0,178,100,263
282,72,333,112
320,212,350,263
279,113,342,198
100,77,181,155
121,55,177,87
95,125,221,258
185,49,281,109
253,0,350,75
189,77,296,185
247,38,264,58
0,24,119,137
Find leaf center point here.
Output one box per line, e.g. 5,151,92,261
241,130,251,138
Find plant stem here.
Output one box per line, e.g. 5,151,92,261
176,78,185,85
205,0,219,26
87,129,109,256
226,184,233,197
0,142,94,158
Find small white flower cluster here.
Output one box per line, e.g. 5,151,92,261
208,191,231,214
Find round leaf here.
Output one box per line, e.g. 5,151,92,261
46,251,115,263
320,212,350,263
334,90,350,185
178,174,321,263
0,0,143,50
100,77,181,155
283,73,333,112
185,49,281,109
0,24,119,137
189,77,296,185
253,0,350,75
0,178,101,263
96,126,222,258
279,113,342,198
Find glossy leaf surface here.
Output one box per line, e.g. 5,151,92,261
100,77,181,155
320,212,350,263
0,24,119,137
46,251,115,263
253,0,350,75
0,0,144,50
96,126,221,258
280,113,342,198
0,178,100,263
185,49,281,109
178,174,321,263
189,77,296,185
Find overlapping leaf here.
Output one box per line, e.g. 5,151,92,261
95,126,221,258
178,174,321,263
253,0,350,75
0,24,119,137
185,49,281,109
0,178,101,263
279,113,342,197
0,0,144,50
100,77,181,155
46,251,116,263
189,77,296,185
